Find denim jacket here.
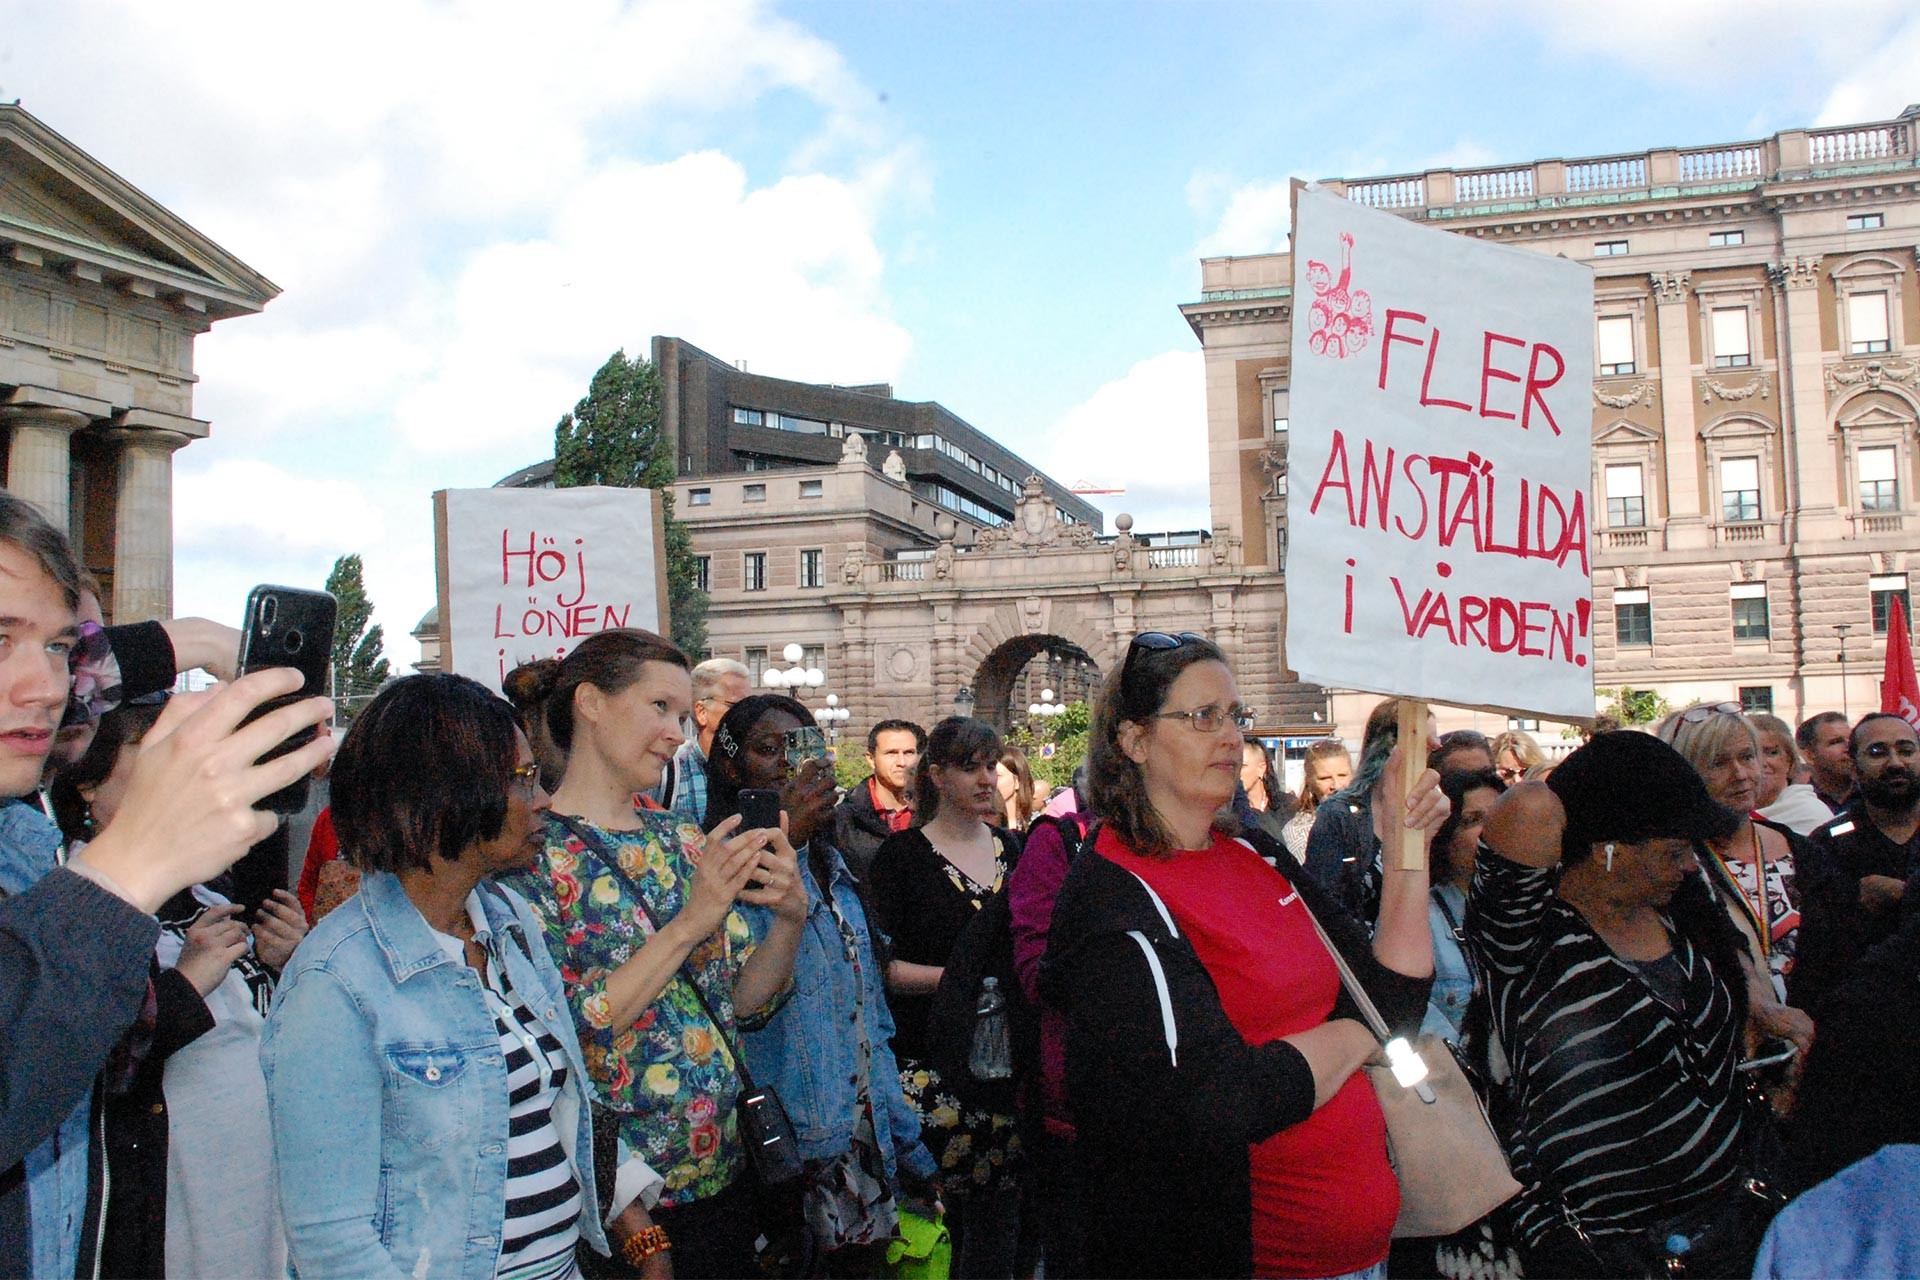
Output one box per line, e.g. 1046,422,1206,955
1421,883,1476,1043
743,844,935,1184
260,872,608,1280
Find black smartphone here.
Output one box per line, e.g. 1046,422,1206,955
739,788,782,832
238,585,337,814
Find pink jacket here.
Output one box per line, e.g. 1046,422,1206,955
1007,813,1088,1136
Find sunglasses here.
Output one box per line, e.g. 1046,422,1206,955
1120,631,1208,685
1679,701,1743,724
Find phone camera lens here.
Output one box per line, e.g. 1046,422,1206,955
259,596,278,629
283,629,303,653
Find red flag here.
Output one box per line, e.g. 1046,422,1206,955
1880,594,1920,729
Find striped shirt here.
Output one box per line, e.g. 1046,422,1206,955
1466,850,1749,1247
435,895,583,1280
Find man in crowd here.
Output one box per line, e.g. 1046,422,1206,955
833,718,923,878
1428,729,1493,775
1790,712,1920,1012
1796,710,1855,814
659,657,750,824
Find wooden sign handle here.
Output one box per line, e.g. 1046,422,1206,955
1397,698,1429,872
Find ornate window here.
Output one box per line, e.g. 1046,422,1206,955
1597,315,1636,375
1731,582,1769,641
1836,396,1917,529
1833,255,1905,358
1605,463,1645,528
1700,416,1780,533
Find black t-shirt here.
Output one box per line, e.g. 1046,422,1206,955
866,825,1018,1063
1791,809,1920,1010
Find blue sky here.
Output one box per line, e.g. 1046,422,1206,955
3,0,1916,665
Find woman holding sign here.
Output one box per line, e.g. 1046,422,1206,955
504,632,808,1278
1041,631,1445,1279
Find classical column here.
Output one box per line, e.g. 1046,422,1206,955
109,428,191,623
2,405,90,531
1771,256,1843,541
1650,271,1709,549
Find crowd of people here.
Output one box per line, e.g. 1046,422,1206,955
3,485,1917,1279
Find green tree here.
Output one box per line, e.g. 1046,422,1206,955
1008,699,1091,791
325,553,390,716
552,349,708,653
1596,685,1672,726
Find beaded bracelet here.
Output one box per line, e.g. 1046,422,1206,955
620,1224,671,1267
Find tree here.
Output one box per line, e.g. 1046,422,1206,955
1597,685,1671,726
326,554,390,716
552,349,708,654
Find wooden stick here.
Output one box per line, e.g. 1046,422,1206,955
1397,698,1429,871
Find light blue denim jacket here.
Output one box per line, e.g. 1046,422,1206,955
743,844,935,1184
260,871,608,1280
1421,883,1475,1042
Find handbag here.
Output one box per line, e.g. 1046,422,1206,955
885,1209,952,1280
1297,905,1521,1238
549,815,809,1269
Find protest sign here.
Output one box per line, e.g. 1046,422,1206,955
1284,183,1595,721
434,486,667,694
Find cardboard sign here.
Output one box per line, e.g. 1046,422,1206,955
434,486,668,693
1284,184,1595,719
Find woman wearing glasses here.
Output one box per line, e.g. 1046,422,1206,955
1041,632,1445,1280
262,674,612,1280
1488,729,1543,787
869,716,1026,1277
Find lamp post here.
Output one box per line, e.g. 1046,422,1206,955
1836,622,1855,721
761,641,825,697
955,685,975,718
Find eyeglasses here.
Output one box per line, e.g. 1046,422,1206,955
1495,764,1527,783
1679,701,1744,724
1150,703,1256,734
510,762,543,797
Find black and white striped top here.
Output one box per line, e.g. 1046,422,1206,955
435,895,583,1280
1466,850,1749,1246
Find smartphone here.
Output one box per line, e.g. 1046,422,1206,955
238,585,337,814
783,725,828,773
739,788,782,833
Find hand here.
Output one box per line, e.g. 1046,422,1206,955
158,617,244,683
71,668,336,913
609,1200,674,1280
1750,997,1815,1060
251,888,309,969
177,903,249,995
779,759,837,848
739,820,808,924
1372,743,1449,850
677,816,769,940
897,1165,943,1218
1860,874,1906,913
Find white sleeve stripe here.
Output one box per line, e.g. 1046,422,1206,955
1126,929,1179,1068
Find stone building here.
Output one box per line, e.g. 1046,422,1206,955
0,105,277,620
1185,105,1920,732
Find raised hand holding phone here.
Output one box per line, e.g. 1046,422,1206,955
236,585,337,814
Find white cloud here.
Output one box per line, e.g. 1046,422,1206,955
1193,180,1293,258
176,460,390,556
1816,23,1920,125
1035,350,1211,536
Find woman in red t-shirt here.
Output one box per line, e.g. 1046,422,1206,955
1041,632,1445,1280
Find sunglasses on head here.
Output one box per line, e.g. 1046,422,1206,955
1680,701,1743,724
1119,631,1211,701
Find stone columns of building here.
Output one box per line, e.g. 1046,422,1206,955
2,401,93,530
1771,256,1843,541
108,427,192,623
1651,272,1709,549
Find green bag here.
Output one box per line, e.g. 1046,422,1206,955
885,1209,951,1280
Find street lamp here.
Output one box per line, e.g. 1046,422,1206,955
1836,623,1855,721
762,641,825,693
955,685,976,718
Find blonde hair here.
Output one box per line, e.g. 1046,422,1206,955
1491,729,1544,771
1655,702,1760,785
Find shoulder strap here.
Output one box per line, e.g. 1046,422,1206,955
548,811,764,1093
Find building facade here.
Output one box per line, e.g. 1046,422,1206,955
1185,106,1920,733
0,105,277,620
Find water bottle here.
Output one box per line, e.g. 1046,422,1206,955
969,976,1013,1081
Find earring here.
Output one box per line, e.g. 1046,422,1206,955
1605,843,1615,872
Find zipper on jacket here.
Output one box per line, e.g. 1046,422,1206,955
1125,930,1178,1067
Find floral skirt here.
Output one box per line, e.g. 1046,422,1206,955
898,1057,1022,1196
801,1092,899,1251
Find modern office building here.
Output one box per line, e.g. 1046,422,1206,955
1185,104,1920,733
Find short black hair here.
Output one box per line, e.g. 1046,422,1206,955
703,693,813,831
0,491,80,610
914,716,1004,825
1797,710,1848,754
1850,711,1915,758
1429,729,1492,773
867,718,926,755
333,673,520,874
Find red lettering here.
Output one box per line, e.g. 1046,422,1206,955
1394,453,1430,540
1517,603,1549,657
1417,592,1459,645
1486,597,1520,653
1549,607,1576,663
1458,596,1490,649
1390,577,1432,636
1419,326,1473,412
1310,430,1355,520
1479,332,1525,421
1359,440,1395,531
1521,342,1565,435
1378,310,1429,392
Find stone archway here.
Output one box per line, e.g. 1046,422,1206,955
969,634,1101,731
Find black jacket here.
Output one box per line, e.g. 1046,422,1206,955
0,871,160,1276
832,778,910,881
1303,791,1382,923
1040,827,1430,1279
1789,806,1920,1012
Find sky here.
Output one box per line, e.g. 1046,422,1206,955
3,0,1917,667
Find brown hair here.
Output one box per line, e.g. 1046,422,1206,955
998,744,1036,829
1088,633,1234,856
0,492,80,610
913,716,1002,825
1301,738,1353,803
503,629,688,752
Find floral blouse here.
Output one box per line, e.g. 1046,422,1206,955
506,807,788,1207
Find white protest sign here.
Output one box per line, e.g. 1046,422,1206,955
435,486,666,694
1284,184,1595,718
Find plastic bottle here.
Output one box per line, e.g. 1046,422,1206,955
969,976,1013,1080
